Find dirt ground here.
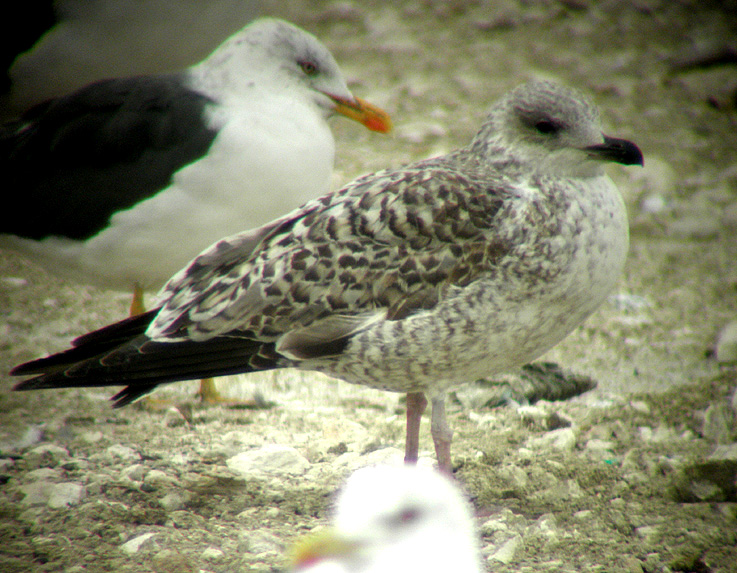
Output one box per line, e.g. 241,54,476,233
2,1,737,572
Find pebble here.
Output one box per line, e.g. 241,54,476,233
122,463,146,482
527,427,577,452
715,321,737,363
487,534,522,565
47,482,85,508
105,444,141,462
143,469,177,487
25,443,69,467
20,480,84,507
701,403,736,444
226,445,310,478
709,443,737,461
120,532,156,555
201,547,225,560
240,530,284,554
159,492,189,512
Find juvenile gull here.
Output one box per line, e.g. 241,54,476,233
2,17,390,403
289,465,481,572
11,80,642,471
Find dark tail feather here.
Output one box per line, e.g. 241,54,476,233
11,309,159,376
12,317,282,407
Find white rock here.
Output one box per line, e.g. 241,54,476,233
143,469,176,487
122,464,146,482
202,547,224,560
13,425,45,449
80,430,104,443
585,438,615,452
47,482,85,508
527,427,577,452
239,530,284,554
26,468,59,481
715,321,737,363
488,534,521,564
120,532,156,555
159,492,188,512
639,194,668,214
106,444,141,462
709,443,737,461
19,480,84,507
19,481,53,505
226,445,310,477
26,443,69,466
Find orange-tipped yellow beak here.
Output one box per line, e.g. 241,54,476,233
331,95,392,134
288,527,359,570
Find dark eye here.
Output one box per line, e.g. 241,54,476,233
398,507,420,523
299,60,318,76
534,120,561,134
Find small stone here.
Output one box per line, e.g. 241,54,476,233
635,525,660,543
144,469,177,487
709,443,737,461
25,444,69,467
120,532,156,555
715,321,737,364
47,482,85,508
639,194,668,214
629,400,651,414
122,464,146,482
19,480,84,507
106,444,141,462
159,492,188,512
527,427,577,452
19,481,54,506
201,547,224,560
240,530,284,554
586,438,615,452
226,445,310,477
701,403,736,444
488,534,521,564
80,430,104,443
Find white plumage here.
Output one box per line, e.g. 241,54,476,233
291,465,482,573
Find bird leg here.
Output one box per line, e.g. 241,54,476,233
404,392,428,464
430,395,453,474
129,282,147,316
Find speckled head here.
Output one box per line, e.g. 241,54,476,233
470,80,643,177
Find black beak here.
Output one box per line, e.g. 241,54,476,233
585,135,644,166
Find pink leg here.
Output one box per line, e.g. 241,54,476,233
404,392,428,464
430,395,453,474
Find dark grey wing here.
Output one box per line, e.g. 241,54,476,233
1,74,218,240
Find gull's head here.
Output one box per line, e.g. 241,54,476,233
472,80,643,177
290,465,481,572
202,18,390,133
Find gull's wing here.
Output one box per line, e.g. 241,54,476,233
148,161,513,356
1,75,217,240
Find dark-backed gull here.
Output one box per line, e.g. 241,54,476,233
3,17,390,403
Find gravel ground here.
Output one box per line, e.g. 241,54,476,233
2,1,737,572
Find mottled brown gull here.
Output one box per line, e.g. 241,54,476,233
12,80,643,472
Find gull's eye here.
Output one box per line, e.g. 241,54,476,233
398,507,420,524
299,60,319,76
534,120,561,135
